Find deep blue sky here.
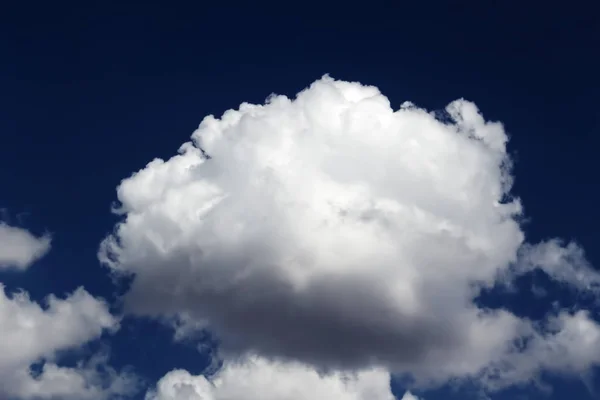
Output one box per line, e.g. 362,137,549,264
2,1,599,399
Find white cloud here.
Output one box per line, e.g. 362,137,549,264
101,76,600,391
147,355,396,400
517,239,600,293
479,310,600,390
0,284,137,399
0,223,51,270
399,392,422,400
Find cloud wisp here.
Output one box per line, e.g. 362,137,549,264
0,223,51,270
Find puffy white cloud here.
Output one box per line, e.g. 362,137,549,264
101,76,600,390
7,352,139,400
0,284,137,399
147,355,396,400
0,223,51,270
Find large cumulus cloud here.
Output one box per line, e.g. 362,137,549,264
101,76,600,390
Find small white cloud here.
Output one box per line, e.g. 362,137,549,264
400,392,422,400
101,76,600,392
9,355,139,400
0,284,137,399
0,223,51,270
147,355,395,400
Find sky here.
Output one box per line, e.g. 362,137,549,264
2,1,600,399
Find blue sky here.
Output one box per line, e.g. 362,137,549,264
2,2,599,399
